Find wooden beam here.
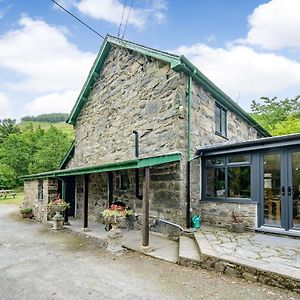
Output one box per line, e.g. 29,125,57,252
83,174,89,229
142,167,150,247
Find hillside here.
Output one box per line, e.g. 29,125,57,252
19,121,74,139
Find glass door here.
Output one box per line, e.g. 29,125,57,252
289,151,300,230
261,149,300,231
263,153,282,227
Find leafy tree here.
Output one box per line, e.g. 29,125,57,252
250,96,300,134
0,119,20,143
21,113,69,123
0,163,16,189
28,126,72,174
272,116,300,136
0,123,72,186
0,133,34,179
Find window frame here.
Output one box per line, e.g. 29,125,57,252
203,154,254,203
215,103,227,138
37,179,43,201
116,171,130,191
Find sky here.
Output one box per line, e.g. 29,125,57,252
0,0,300,120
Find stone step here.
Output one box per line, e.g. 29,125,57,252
178,235,201,267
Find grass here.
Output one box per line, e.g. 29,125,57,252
19,121,74,139
0,191,24,206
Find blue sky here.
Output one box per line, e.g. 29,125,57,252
0,0,300,119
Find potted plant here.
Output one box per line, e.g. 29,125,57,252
48,198,70,215
47,198,70,230
102,204,133,231
231,211,245,233
20,207,33,219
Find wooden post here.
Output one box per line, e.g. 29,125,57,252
142,167,150,247
83,174,89,229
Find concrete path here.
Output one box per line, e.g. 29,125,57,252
1,205,300,299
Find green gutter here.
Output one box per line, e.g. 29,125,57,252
179,55,271,137
187,76,192,160
20,152,182,181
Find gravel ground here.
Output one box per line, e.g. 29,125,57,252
0,205,299,300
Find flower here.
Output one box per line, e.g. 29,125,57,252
47,198,70,211
101,204,134,219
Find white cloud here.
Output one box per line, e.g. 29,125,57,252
75,0,167,29
0,16,96,93
23,89,78,116
238,0,300,50
174,43,300,107
0,93,11,119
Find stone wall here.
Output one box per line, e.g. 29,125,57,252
190,83,258,156
72,46,187,168
74,162,185,227
23,179,59,222
189,82,260,229
200,202,257,230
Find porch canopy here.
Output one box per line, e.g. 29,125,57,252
20,152,181,181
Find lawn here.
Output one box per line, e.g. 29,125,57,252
19,121,74,139
0,191,24,206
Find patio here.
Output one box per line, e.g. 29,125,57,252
51,219,300,292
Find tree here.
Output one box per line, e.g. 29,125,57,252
21,113,69,123
250,96,300,134
28,126,72,174
272,116,300,136
0,119,20,143
0,163,16,189
0,123,72,186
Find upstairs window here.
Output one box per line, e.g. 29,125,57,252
215,103,227,138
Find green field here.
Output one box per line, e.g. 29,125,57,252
19,121,74,139
0,191,24,205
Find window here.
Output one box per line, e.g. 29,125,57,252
204,154,251,200
215,103,227,137
38,180,43,200
116,172,130,191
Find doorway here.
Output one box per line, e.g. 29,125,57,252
65,176,76,217
260,149,300,231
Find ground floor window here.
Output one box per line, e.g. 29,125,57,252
38,180,43,200
204,154,251,201
116,171,130,191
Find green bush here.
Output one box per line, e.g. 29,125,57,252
20,207,33,215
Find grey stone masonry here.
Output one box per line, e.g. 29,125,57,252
23,179,59,222
73,45,187,168
62,43,263,229
200,202,257,230
74,162,185,227
190,83,258,155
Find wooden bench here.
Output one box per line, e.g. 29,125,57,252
0,190,17,199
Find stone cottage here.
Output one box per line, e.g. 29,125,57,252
21,35,300,236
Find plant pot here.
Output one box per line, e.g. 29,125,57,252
232,223,245,233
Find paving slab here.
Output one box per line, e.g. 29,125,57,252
178,236,201,264
63,218,179,263
122,232,178,264
194,227,300,292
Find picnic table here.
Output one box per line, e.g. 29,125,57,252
0,189,17,199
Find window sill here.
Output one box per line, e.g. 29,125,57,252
201,198,257,204
215,131,228,140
